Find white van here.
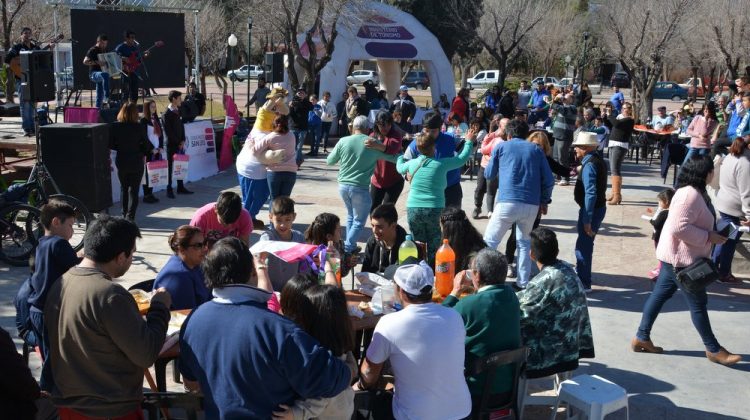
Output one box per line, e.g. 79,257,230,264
466,70,500,90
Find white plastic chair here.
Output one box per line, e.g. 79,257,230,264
518,371,571,419
550,374,628,420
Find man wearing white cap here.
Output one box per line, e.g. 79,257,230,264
572,132,608,291
356,261,472,420
390,85,416,132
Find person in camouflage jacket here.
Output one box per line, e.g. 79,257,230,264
518,227,595,378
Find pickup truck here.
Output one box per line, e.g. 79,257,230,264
679,77,729,97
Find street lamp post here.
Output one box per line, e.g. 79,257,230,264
580,32,590,86
246,17,253,117
228,33,238,101
565,55,572,79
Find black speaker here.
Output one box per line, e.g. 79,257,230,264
40,123,112,212
20,50,55,103
265,52,284,83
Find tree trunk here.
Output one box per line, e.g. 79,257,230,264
690,67,698,103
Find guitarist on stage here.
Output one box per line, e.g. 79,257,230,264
5,27,40,137
83,34,110,108
115,29,148,102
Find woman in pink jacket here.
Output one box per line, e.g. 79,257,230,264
253,115,298,200
472,116,506,219
682,101,719,164
632,155,741,366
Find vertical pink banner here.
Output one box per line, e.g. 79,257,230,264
219,94,239,171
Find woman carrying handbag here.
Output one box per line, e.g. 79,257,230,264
631,155,741,366
141,99,164,203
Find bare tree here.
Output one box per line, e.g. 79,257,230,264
528,3,583,79
243,0,362,93
706,0,750,81
185,1,235,94
448,0,551,88
597,0,695,123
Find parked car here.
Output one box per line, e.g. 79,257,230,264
226,65,265,82
346,70,379,85
559,77,575,88
531,76,562,88
610,71,630,88
402,70,430,90
653,81,688,101
679,77,729,97
466,70,500,90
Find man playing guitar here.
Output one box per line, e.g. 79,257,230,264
83,34,110,108
115,29,149,102
5,27,41,136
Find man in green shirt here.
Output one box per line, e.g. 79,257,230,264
326,115,398,254
443,248,521,403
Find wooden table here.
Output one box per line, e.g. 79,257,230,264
632,125,677,164
149,292,382,391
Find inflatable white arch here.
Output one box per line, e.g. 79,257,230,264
296,1,455,114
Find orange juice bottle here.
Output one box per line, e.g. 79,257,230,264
435,239,455,296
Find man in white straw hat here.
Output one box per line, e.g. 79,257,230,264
572,131,608,292
356,260,472,419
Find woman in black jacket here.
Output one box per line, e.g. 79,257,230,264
140,99,164,203
607,102,636,205
110,102,153,221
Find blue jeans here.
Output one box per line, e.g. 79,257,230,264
90,71,110,108
292,129,308,164
238,174,269,218
711,212,742,277
483,202,539,287
321,121,333,151
17,82,34,133
682,147,710,165
30,310,54,391
309,124,323,154
636,261,721,353
267,171,297,200
575,206,607,288
339,184,372,253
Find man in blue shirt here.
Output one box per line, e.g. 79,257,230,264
115,29,148,102
572,133,608,291
527,82,550,126
484,120,554,289
179,238,353,419
405,112,462,207
610,85,625,114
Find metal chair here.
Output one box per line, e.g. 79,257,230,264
142,392,203,420
467,346,528,420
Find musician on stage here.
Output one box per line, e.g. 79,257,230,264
83,34,110,108
5,27,40,137
115,29,148,102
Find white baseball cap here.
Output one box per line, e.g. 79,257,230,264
393,261,434,295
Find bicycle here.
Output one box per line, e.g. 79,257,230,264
21,160,93,252
0,187,42,266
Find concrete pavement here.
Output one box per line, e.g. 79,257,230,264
0,145,748,419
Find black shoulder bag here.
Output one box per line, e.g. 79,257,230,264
676,193,720,294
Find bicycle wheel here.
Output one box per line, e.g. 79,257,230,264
50,194,93,252
0,203,42,267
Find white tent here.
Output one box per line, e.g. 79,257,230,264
296,1,454,112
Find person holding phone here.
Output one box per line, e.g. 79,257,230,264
632,156,740,366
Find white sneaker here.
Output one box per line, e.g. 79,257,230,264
487,211,492,219
558,180,570,186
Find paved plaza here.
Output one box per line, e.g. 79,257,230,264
1,145,748,418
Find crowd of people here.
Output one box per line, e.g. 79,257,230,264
6,73,749,419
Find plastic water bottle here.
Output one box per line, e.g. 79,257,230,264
398,234,419,264
435,239,456,297
322,240,341,285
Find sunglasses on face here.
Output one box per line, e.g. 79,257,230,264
185,241,206,249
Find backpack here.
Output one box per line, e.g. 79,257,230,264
14,276,38,347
